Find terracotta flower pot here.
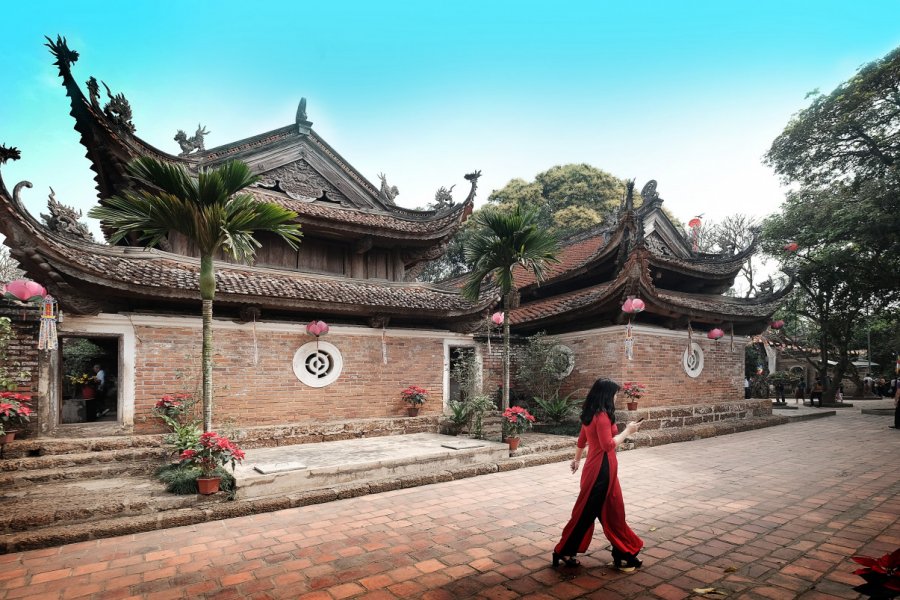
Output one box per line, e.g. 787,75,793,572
506,437,520,451
80,385,96,400
2,430,18,444
626,401,638,411
196,476,221,495
407,406,420,417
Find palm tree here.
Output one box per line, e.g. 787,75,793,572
462,206,559,411
89,157,302,431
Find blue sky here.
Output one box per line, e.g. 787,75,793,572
1,1,899,238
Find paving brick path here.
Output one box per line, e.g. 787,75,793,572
2,410,897,599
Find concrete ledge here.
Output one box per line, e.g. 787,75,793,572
861,408,895,416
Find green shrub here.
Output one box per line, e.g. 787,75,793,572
533,392,579,424
447,400,471,434
155,463,236,498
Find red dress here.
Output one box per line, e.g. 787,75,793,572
554,412,643,557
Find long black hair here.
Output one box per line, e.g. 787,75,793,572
580,378,619,425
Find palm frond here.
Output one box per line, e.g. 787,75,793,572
462,205,559,301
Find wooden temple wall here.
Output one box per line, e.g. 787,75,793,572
168,233,406,281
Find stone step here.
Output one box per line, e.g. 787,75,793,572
0,439,573,554
0,447,169,472
232,432,511,500
0,460,161,489
0,434,165,460
0,476,210,534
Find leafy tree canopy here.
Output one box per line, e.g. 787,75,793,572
487,163,629,238
765,46,900,186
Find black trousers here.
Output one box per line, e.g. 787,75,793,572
560,454,610,557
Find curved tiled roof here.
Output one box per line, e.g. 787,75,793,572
0,167,495,318
510,282,614,325
512,228,613,289
256,189,468,237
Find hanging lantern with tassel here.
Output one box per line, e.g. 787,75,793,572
306,320,329,350
707,327,724,349
4,279,46,303
621,298,644,360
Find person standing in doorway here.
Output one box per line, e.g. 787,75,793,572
744,377,751,399
553,378,644,572
92,364,108,418
795,379,806,404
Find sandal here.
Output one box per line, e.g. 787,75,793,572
552,552,581,567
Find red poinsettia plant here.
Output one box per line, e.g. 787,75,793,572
153,393,192,418
851,548,900,598
179,432,245,477
400,385,429,406
502,406,536,437
621,382,646,401
0,391,32,431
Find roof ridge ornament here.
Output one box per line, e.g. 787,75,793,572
44,35,79,74
101,81,136,134
296,97,312,134
40,187,94,242
175,124,210,156
378,173,399,205
640,180,663,210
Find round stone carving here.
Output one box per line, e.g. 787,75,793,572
554,344,576,378
293,341,343,388
682,342,704,378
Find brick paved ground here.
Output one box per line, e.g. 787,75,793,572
2,409,897,599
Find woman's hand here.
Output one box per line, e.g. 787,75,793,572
570,459,580,474
624,420,641,435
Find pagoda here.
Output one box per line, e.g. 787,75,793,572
0,37,494,435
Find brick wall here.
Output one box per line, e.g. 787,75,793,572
555,328,744,408
133,323,447,433
481,326,745,410
0,303,41,435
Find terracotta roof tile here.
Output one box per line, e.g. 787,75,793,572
255,190,465,236
513,230,611,289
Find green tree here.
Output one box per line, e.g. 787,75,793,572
490,163,628,237
765,46,900,187
89,158,302,431
462,206,559,411
762,187,889,403
418,164,628,283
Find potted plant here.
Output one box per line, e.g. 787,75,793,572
401,385,428,417
622,381,645,411
0,391,32,443
68,373,95,399
179,431,245,495
501,406,536,450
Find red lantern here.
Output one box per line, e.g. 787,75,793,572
783,242,798,252
491,312,504,326
688,217,703,253
4,279,46,302
770,320,785,330
621,298,634,314
631,298,645,313
707,328,724,340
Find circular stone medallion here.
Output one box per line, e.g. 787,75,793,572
682,342,704,378
293,341,343,387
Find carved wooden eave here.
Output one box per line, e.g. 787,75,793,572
0,150,497,324
45,35,476,250
513,190,760,302
509,245,790,336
